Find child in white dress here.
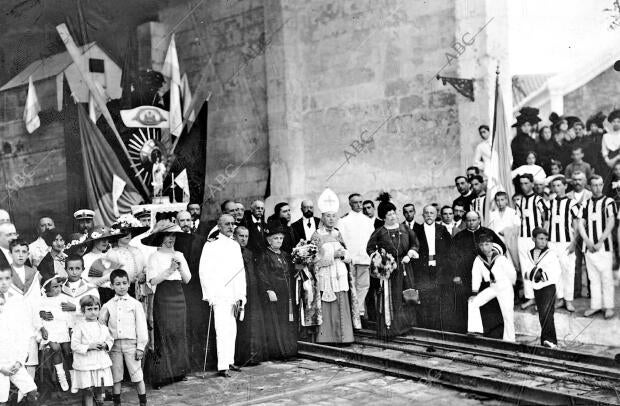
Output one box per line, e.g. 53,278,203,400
71,295,113,406
40,276,71,391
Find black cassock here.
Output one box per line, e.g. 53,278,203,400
175,233,211,371
452,227,506,339
256,248,298,359
235,247,268,365
412,223,459,333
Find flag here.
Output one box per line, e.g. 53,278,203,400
487,72,514,214
162,34,182,136
112,174,126,217
174,169,190,202
23,76,41,133
181,73,196,123
77,104,143,225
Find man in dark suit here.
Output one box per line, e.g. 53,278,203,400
412,205,453,331
291,200,320,246
402,203,416,230
241,200,267,255
0,222,18,268
175,210,209,370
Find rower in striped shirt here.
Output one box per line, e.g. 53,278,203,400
577,175,616,319
515,174,548,310
470,175,488,225
548,176,581,312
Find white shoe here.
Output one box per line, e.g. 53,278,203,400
55,363,69,391
543,340,557,348
70,370,78,394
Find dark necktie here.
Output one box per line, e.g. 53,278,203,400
307,220,312,228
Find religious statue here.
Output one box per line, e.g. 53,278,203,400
152,154,166,197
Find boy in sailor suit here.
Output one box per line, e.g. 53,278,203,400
522,227,561,348
468,232,517,342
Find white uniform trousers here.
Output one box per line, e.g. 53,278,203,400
467,283,515,342
351,265,369,316
517,237,535,299
0,365,37,402
548,242,576,301
213,303,237,371
584,250,615,310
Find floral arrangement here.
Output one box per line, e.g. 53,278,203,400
292,240,318,266
112,214,142,230
64,233,87,251
369,248,397,280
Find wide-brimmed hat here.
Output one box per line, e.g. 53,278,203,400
64,233,88,255
586,112,606,130
84,226,126,245
111,214,149,236
141,221,192,247
565,116,583,129
608,109,620,123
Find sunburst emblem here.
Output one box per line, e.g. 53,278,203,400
127,128,169,187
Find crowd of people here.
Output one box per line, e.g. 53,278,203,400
1,105,620,405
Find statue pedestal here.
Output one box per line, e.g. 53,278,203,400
152,196,170,204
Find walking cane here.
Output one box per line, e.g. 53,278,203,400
203,304,213,372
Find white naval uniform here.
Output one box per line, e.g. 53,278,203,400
468,254,517,342
199,234,246,371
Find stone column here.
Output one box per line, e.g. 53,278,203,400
453,0,510,172
263,0,307,214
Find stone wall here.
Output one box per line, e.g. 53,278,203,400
158,1,271,215
158,0,508,219
564,66,620,118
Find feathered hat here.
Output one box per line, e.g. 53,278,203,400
376,192,396,220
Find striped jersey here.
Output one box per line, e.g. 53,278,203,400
516,193,547,238
548,196,581,243
581,196,617,252
471,194,487,222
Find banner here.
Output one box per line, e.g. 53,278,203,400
77,104,143,225
23,76,41,133
162,34,182,136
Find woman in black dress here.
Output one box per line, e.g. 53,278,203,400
257,226,298,359
143,222,192,388
366,193,419,339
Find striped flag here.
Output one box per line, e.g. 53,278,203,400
487,71,514,213
162,34,182,136
23,76,41,133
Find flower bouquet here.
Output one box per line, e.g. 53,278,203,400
369,247,397,281
292,240,321,326
292,240,318,266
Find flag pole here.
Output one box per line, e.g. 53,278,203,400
491,62,500,151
